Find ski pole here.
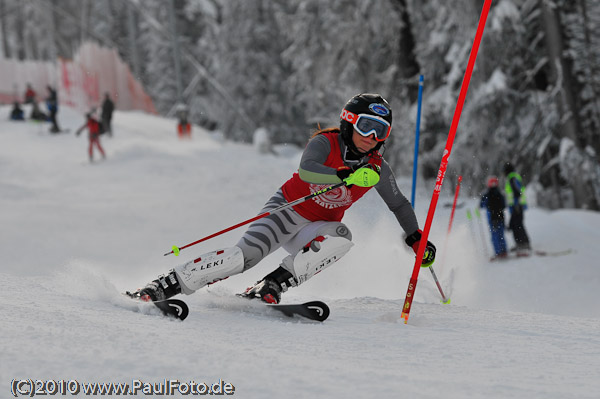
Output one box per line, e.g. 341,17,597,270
164,167,380,256
427,265,450,304
401,0,492,324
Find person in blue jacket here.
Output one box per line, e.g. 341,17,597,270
9,102,25,121
480,176,507,260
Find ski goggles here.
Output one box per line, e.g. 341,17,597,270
340,109,391,142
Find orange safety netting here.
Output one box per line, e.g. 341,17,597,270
0,42,155,114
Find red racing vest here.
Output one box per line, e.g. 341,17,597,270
87,118,101,137
282,132,382,222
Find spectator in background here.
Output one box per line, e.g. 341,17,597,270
76,108,106,163
101,92,115,137
30,101,47,121
504,162,531,255
46,86,61,133
9,102,25,121
480,176,507,260
24,84,36,105
176,103,191,139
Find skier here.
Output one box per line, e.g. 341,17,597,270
46,86,61,133
76,109,106,162
504,162,531,254
480,176,507,260
129,93,436,304
101,93,115,137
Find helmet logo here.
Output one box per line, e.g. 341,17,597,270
340,109,359,124
369,103,389,116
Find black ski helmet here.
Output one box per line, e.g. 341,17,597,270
340,93,392,155
503,162,515,175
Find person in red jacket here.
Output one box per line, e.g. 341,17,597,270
24,84,36,104
128,94,435,304
76,109,106,162
176,103,192,139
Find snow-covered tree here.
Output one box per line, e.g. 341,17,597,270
1,0,599,209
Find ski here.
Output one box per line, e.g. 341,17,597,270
533,249,574,257
152,299,189,321
266,301,330,322
490,248,574,262
124,292,328,322
124,293,189,321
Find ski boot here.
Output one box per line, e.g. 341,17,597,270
240,266,297,304
126,271,181,302
515,243,532,257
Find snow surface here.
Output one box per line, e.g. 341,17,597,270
1,105,599,398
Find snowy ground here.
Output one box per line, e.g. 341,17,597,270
1,104,599,398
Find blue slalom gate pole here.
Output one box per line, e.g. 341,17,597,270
411,74,424,208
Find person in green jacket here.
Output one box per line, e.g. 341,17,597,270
503,162,531,254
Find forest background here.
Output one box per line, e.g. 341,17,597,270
1,0,599,210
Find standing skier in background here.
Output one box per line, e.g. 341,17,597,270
46,86,61,133
504,162,531,255
480,176,507,260
101,93,115,137
76,109,106,163
128,94,436,304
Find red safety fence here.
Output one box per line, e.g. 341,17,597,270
0,41,155,114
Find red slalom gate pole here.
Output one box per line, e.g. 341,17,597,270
401,0,492,324
448,175,463,234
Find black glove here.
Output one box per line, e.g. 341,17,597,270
358,163,381,175
405,229,436,267
336,166,353,181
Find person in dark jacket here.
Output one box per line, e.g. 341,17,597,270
480,176,507,260
10,102,25,121
30,101,47,121
101,93,115,137
46,86,61,133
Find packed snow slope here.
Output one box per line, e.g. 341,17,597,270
1,105,599,399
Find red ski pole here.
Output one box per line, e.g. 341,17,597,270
164,168,380,256
401,0,492,324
